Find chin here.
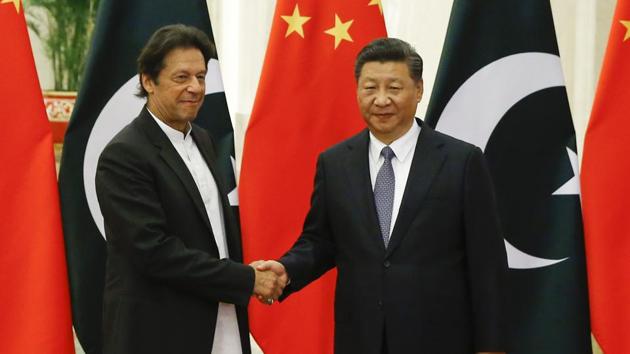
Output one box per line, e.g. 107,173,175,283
181,110,200,121
371,121,395,133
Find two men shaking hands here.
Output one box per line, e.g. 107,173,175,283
96,24,507,354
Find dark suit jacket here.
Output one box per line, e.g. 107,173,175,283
280,119,507,354
96,107,254,354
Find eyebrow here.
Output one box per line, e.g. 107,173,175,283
171,69,207,76
360,77,403,83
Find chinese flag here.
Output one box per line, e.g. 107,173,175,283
239,1,386,353
581,0,630,353
0,2,75,353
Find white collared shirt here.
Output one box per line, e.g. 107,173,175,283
149,110,242,354
369,120,421,236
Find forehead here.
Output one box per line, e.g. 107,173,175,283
162,47,206,71
359,61,410,81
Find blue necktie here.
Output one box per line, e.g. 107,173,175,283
374,146,395,247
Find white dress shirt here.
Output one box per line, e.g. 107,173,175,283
369,120,421,236
150,111,242,354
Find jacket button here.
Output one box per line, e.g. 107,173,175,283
383,260,391,268
377,300,383,308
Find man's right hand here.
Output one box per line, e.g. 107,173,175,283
251,262,284,303
254,260,288,286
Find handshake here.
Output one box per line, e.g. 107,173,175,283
250,260,289,305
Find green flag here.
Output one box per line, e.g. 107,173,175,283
58,1,236,353
425,1,591,353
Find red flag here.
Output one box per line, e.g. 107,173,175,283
581,1,630,353
0,2,75,353
240,1,386,352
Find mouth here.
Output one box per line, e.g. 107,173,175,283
373,113,395,119
180,99,201,106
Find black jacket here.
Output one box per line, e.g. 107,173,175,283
96,108,253,354
280,119,507,354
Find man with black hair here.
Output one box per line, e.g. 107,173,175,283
96,24,284,354
256,38,507,354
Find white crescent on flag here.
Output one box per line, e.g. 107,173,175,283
435,52,574,269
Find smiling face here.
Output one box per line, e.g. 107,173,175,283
142,47,207,132
357,61,423,145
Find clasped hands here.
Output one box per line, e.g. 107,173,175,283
250,260,288,305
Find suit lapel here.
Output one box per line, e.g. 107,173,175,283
191,127,244,262
137,110,215,239
386,120,446,257
344,130,386,253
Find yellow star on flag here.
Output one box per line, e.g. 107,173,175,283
281,4,311,38
621,20,630,42
368,0,383,15
1,0,21,13
324,14,354,49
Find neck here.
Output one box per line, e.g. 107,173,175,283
373,119,415,145
146,105,188,134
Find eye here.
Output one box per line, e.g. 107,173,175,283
389,86,402,91
174,74,188,82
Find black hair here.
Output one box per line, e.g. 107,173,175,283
136,24,215,97
354,37,423,82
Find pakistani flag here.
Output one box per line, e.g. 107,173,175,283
425,1,591,353
58,1,236,353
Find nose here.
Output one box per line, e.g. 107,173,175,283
374,90,391,106
187,77,204,94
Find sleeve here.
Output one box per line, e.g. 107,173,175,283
95,141,254,306
279,154,337,299
463,146,508,352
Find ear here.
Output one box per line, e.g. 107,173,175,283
141,73,156,95
415,79,424,103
